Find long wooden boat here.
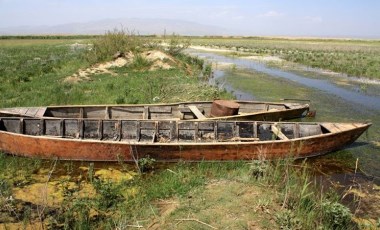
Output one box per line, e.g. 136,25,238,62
0,100,310,121
0,117,370,161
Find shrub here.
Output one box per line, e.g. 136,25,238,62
249,160,269,178
84,28,144,64
275,209,302,230
166,34,190,56
138,156,156,173
321,201,352,229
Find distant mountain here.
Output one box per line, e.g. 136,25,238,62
0,18,227,36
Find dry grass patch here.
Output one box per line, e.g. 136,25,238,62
154,179,279,230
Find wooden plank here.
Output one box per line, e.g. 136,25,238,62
79,108,84,118
98,120,103,140
294,123,300,138
179,107,205,114
25,108,39,117
19,118,24,134
117,120,122,141
320,123,349,133
177,111,184,120
105,107,110,119
169,121,177,141
112,106,144,112
233,122,239,139
199,122,214,130
194,122,199,142
253,122,258,138
39,119,45,135
36,108,47,117
271,124,289,140
231,137,260,142
136,121,141,141
153,121,158,143
188,105,206,119
20,108,29,115
79,119,84,139
60,119,65,137
143,106,149,120
149,106,172,113
328,123,355,133
214,121,218,141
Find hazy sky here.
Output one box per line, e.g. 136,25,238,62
1,0,379,37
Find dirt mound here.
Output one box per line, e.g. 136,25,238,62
64,57,131,83
64,50,177,83
143,50,177,71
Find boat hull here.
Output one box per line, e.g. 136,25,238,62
0,100,310,121
0,124,369,161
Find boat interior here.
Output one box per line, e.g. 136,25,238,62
0,117,342,143
0,101,304,120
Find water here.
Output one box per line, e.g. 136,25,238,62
190,50,380,111
188,48,380,218
188,48,380,177
209,69,255,100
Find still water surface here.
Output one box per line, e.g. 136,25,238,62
188,49,380,184
190,50,380,111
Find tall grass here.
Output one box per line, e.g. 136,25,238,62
84,29,146,64
254,159,354,229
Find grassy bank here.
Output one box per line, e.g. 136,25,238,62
191,37,380,79
0,35,226,108
0,34,375,229
0,154,360,229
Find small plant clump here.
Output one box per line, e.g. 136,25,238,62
137,156,156,173
249,159,269,178
275,209,302,230
321,201,352,229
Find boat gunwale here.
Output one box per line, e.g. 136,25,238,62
33,100,308,109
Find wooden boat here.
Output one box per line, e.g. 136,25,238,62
0,117,370,161
0,100,310,121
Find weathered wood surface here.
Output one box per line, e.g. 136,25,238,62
0,117,371,161
0,100,310,121
188,106,206,119
271,124,289,140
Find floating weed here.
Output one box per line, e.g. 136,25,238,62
94,168,136,183
12,181,73,207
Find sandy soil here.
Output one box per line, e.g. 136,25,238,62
64,50,176,83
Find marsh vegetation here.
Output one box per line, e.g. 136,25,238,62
191,37,380,80
0,33,378,229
